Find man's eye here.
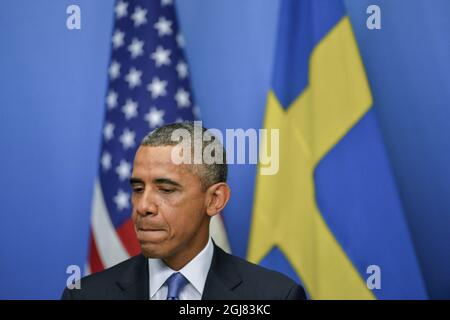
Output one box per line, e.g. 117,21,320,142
159,188,175,194
132,187,144,193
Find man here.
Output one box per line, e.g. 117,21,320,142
62,122,306,300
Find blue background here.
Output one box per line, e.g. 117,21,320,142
0,0,449,299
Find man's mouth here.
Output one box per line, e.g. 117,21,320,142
138,225,166,232
136,227,167,243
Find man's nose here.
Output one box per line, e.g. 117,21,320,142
135,190,158,216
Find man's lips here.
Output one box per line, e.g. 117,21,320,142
136,226,167,243
137,225,166,232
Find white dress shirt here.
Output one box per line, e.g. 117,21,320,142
148,237,214,300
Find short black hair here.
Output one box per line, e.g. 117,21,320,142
141,121,227,189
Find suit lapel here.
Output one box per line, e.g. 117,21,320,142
116,254,149,300
113,245,242,300
202,244,242,300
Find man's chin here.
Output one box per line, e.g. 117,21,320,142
139,243,169,259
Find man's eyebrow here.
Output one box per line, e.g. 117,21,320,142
153,178,182,188
129,177,144,185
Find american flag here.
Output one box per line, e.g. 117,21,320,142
87,0,230,274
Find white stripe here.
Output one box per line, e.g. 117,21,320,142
210,214,231,253
91,179,130,268
84,263,91,276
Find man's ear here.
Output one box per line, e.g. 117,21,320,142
205,182,231,217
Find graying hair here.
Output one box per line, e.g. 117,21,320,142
140,121,227,189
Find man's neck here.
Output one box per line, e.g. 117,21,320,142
163,233,210,271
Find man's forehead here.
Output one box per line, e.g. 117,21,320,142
133,145,191,175
135,145,173,159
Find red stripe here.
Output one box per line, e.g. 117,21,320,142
88,231,105,273
116,218,141,256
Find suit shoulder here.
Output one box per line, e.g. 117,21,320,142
221,251,306,299
80,255,142,285
61,255,144,299
227,253,296,285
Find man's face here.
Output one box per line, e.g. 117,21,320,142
131,146,209,258
130,145,209,260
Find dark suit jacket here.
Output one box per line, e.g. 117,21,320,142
62,244,306,300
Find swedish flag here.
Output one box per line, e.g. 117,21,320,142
248,0,427,299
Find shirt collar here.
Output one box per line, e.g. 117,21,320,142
148,237,214,298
